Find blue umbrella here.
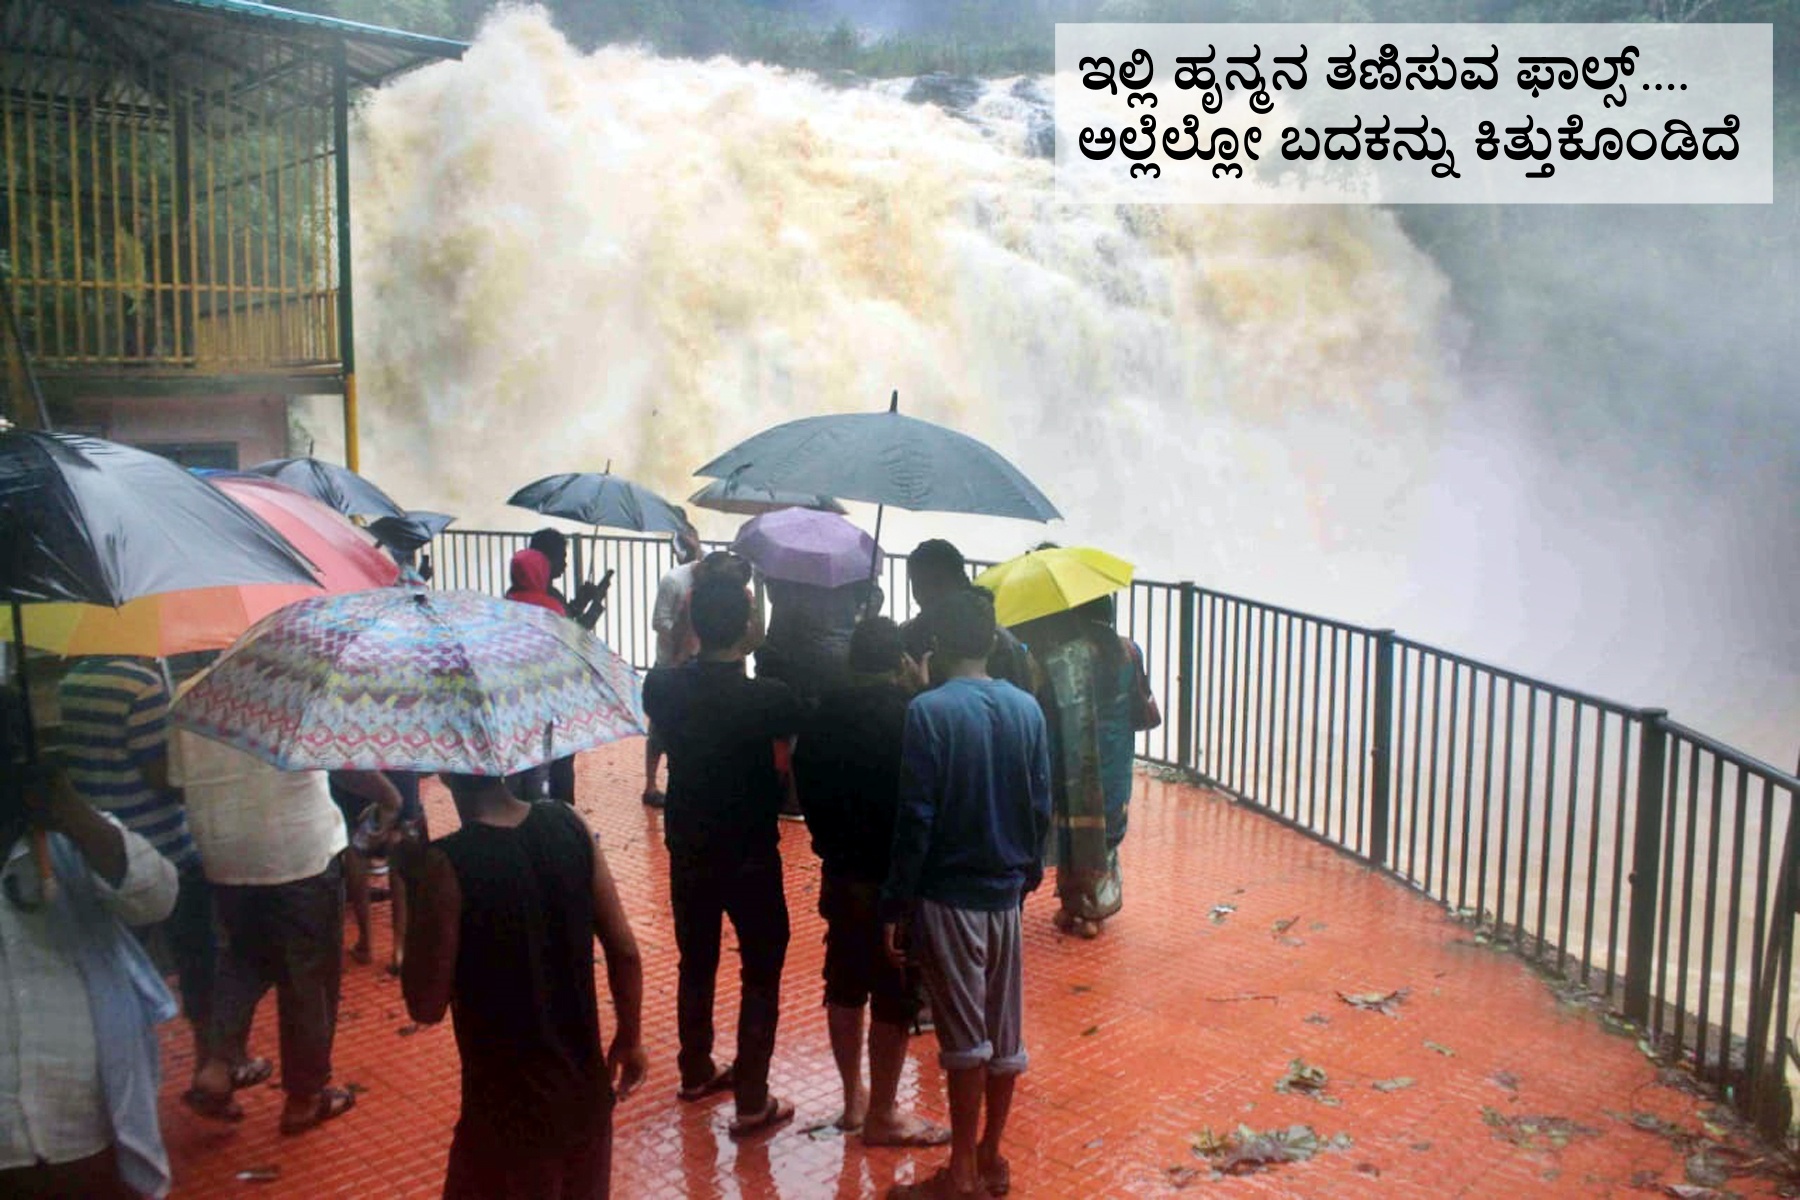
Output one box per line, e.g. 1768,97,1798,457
508,466,687,535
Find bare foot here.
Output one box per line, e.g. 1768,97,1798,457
863,1113,953,1147
349,942,372,966
836,1084,869,1131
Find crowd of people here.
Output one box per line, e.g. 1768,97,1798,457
0,521,1155,1200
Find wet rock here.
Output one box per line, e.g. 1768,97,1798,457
1026,118,1056,160
905,72,985,114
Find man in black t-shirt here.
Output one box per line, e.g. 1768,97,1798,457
396,775,645,1200
641,578,801,1139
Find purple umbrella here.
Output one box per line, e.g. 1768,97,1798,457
731,508,882,589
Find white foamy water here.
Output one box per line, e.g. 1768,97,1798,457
339,7,1796,768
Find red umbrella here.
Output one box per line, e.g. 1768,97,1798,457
8,474,399,657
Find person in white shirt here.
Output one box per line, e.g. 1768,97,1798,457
644,521,704,808
0,762,178,1200
168,725,397,1137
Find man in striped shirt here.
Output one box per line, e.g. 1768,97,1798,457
57,658,233,1082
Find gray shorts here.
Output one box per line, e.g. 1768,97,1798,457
911,898,1027,1075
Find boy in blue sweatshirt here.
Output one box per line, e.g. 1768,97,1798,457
881,588,1052,1199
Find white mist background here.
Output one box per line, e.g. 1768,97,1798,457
322,7,1799,766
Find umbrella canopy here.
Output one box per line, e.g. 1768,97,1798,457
248,457,405,521
509,470,688,534
172,588,645,776
731,508,881,589
973,545,1135,628
694,391,1061,522
369,510,456,553
689,474,846,517
6,475,399,657
0,431,319,606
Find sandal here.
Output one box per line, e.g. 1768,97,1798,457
863,1119,953,1148
279,1086,356,1136
888,1165,983,1198
230,1058,273,1090
728,1096,795,1140
181,1087,244,1123
981,1155,1012,1196
677,1063,735,1103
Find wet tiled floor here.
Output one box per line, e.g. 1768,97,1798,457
159,742,1788,1197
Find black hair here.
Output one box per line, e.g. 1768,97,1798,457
849,616,905,675
696,550,751,587
528,529,567,574
689,577,751,652
934,587,997,662
907,538,965,581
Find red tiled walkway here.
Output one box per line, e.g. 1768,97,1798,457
159,742,1785,1197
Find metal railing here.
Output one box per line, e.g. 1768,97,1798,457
433,527,1800,1138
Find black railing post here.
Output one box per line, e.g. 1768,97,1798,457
1623,708,1669,1023
1368,629,1397,867
1177,581,1196,771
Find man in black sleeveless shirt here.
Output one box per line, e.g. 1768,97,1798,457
396,774,646,1199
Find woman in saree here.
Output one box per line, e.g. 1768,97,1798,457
1015,596,1143,939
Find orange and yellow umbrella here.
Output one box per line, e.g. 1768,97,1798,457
4,474,397,658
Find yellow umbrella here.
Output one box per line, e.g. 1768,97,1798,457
973,546,1135,628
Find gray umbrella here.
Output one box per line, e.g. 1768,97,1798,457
249,457,405,521
689,473,847,517
693,391,1060,522
508,467,688,535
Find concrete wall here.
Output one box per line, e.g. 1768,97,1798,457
56,394,294,469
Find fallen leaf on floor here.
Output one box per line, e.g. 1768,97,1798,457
1166,1165,1204,1189
1084,1137,1104,1150
1272,915,1300,935
397,1024,420,1037
1355,1162,1381,1177
1274,1059,1329,1098
1071,984,1092,994
1082,1025,1100,1037
1491,1071,1520,1092
1190,1124,1352,1175
1304,1013,1331,1026
1278,937,1307,947
1338,989,1409,1016
235,1167,281,1183
1629,1169,1663,1190
1684,1153,1731,1188
1371,1077,1416,1093
1424,1040,1456,1056
1411,1141,1433,1153
1210,904,1237,924
1481,1107,1601,1152
1308,922,1328,932
1664,1187,1728,1200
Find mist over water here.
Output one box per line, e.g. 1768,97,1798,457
343,8,1797,765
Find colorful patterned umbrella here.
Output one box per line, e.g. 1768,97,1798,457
172,588,645,776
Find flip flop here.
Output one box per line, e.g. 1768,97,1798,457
863,1119,953,1148
279,1086,356,1136
727,1096,795,1140
677,1064,735,1103
181,1087,244,1123
887,1165,983,1199
230,1058,273,1090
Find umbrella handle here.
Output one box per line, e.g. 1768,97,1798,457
31,829,54,901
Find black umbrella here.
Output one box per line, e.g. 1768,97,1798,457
694,391,1060,522
368,510,457,553
2,431,320,894
508,465,688,535
248,456,405,520
694,390,1060,583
